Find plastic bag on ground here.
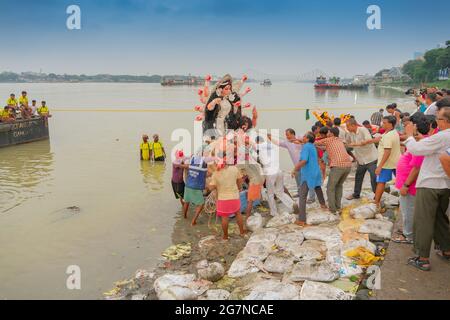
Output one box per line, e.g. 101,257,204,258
299,281,352,300
342,239,377,255
287,261,339,282
244,280,300,300
358,219,394,240
345,247,381,267
246,212,264,232
263,252,295,274
350,203,377,219
266,212,296,228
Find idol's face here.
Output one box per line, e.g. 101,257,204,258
221,85,231,97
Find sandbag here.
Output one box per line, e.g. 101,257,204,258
266,212,296,228
227,257,260,278
275,231,304,251
299,281,352,300
302,226,341,243
350,203,377,219
154,274,197,300
342,239,377,255
288,261,339,282
202,289,231,300
263,252,295,274
289,240,326,261
158,285,198,300
196,260,225,282
244,280,300,300
306,210,340,225
383,193,399,208
240,242,272,261
246,212,264,232
358,219,394,240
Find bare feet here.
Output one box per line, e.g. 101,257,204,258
191,220,197,226
294,220,309,228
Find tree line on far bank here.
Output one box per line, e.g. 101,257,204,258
401,40,450,83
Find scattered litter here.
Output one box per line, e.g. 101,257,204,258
342,239,377,255
161,243,192,261
345,247,381,267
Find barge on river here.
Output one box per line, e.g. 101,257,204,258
0,117,49,148
314,76,369,90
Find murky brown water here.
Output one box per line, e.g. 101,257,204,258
0,82,410,299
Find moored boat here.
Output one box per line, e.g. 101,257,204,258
0,117,49,148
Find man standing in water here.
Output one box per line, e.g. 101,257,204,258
140,134,152,161
151,134,166,162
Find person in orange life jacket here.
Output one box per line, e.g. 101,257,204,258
140,134,152,161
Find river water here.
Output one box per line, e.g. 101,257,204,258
0,82,410,299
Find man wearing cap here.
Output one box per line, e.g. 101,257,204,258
140,134,152,161
151,134,166,162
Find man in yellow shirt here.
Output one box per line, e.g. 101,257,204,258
1,106,15,123
19,91,32,119
151,134,166,161
6,93,18,110
140,134,152,161
374,115,401,211
37,101,52,118
19,91,29,107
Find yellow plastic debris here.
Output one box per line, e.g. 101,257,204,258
161,243,192,261
103,287,121,297
345,247,381,267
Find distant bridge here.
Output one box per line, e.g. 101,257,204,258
298,69,329,82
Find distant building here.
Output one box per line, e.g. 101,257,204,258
353,74,372,83
374,67,411,83
438,68,449,81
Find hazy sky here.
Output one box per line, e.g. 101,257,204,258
1,0,449,77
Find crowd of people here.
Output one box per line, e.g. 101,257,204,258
1,91,51,123
140,75,450,272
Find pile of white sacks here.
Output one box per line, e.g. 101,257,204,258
153,174,399,300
